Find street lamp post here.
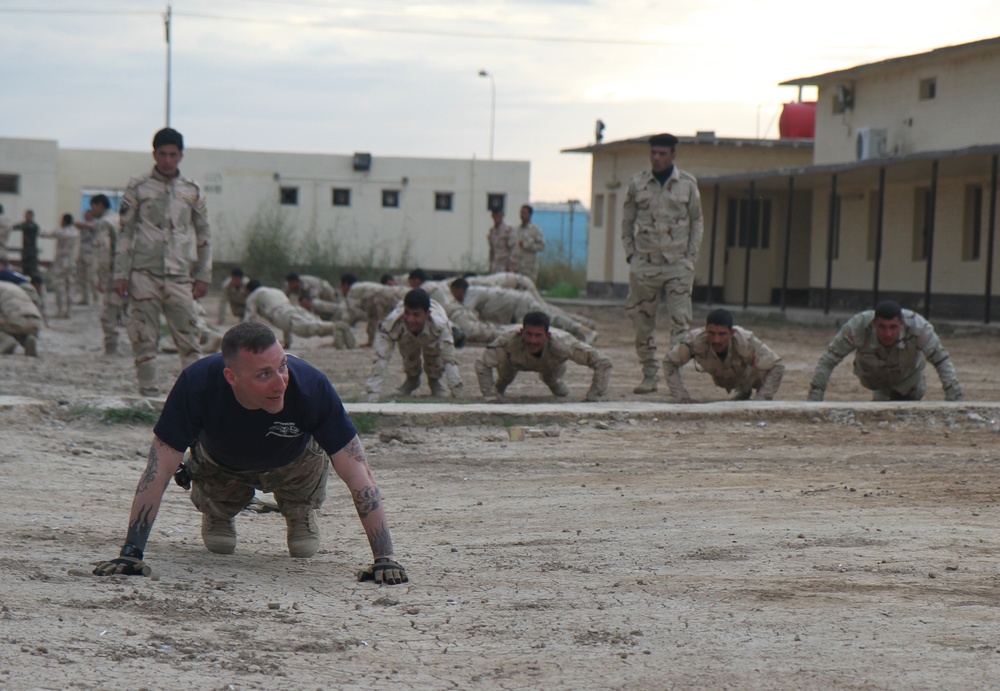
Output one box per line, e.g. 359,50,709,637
478,69,495,160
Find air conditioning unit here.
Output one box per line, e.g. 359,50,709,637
856,128,888,160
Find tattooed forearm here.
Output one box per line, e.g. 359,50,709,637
345,437,366,464
136,444,159,494
353,485,382,519
125,504,155,551
367,523,394,558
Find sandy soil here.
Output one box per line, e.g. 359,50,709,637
2,295,1000,689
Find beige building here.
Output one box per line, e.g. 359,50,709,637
2,139,530,274
564,134,813,299
569,35,1000,321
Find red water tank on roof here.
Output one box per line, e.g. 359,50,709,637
779,101,816,139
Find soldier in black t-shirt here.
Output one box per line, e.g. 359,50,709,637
94,321,407,585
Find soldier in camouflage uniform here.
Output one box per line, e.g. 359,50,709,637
366,288,462,400
74,209,99,306
244,280,353,349
40,213,79,318
622,133,704,394
114,128,212,396
468,271,596,330
463,285,596,344
0,279,42,356
342,275,406,346
284,273,343,307
217,267,249,324
446,278,501,344
13,210,41,278
663,308,784,403
89,195,124,355
808,301,962,402
476,311,611,403
487,210,516,273
0,204,11,262
510,205,546,282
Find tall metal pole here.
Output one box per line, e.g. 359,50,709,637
923,160,939,317
985,155,999,323
567,200,576,265
478,69,495,160
824,174,838,315
164,3,172,127
706,183,720,306
780,176,795,312
872,167,886,306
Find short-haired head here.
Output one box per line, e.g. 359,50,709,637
521,204,533,215
221,321,278,366
403,288,431,312
246,279,262,293
90,194,110,210
379,273,394,285
706,308,734,329
874,300,903,321
522,310,550,331
451,277,469,290
152,127,184,151
230,267,245,278
341,273,358,287
62,213,74,226
649,133,678,150
285,272,300,283
408,268,427,284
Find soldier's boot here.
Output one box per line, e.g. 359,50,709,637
0,333,18,355
285,510,320,558
23,334,38,358
394,376,421,396
580,326,598,346
428,378,447,397
201,514,237,555
548,380,569,398
633,373,658,394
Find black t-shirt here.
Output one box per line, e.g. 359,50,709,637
154,353,357,471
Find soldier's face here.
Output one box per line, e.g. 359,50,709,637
450,285,467,303
224,343,289,414
153,144,183,177
492,212,504,227
519,207,531,224
522,325,550,355
403,306,429,334
874,317,903,347
650,146,676,173
705,325,734,355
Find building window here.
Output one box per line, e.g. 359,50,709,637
0,174,19,194
487,193,505,213
435,192,453,211
382,190,400,208
963,185,983,261
725,197,772,250
913,188,932,261
332,188,351,207
919,77,937,101
279,187,299,206
592,194,605,227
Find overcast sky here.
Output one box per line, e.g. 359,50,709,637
2,1,999,203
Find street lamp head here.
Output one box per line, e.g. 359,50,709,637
478,69,488,77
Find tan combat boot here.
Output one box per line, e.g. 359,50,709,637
394,376,421,396
633,374,658,394
286,510,320,558
428,378,447,397
201,514,237,554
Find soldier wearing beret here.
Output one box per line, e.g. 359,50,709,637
622,133,703,394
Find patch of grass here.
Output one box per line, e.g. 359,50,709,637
101,407,159,426
65,404,98,419
352,412,380,435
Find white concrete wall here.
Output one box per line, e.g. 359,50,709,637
57,148,530,271
0,137,60,264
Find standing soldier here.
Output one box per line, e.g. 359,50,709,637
808,300,963,402
663,308,784,403
13,209,41,278
0,279,42,356
74,209,99,306
217,267,249,324
244,280,353,349
114,127,212,397
622,133,703,394
90,195,123,355
511,205,546,282
366,288,462,400
39,213,79,318
0,204,12,263
487,209,515,273
475,311,611,403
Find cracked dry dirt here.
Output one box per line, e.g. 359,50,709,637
2,297,1000,689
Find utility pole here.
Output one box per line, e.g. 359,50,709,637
164,3,172,127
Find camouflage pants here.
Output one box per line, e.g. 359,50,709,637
187,438,330,521
495,360,566,395
625,259,693,377
100,287,125,354
50,257,75,317
76,251,98,305
864,373,927,401
399,336,461,388
125,271,201,393
0,312,42,354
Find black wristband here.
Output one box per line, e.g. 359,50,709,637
120,543,144,560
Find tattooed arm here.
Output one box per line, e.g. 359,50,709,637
330,434,395,559
121,436,185,555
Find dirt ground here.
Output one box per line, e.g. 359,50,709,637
3,294,1000,689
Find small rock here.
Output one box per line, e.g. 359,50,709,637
267,602,281,610
594,421,610,430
